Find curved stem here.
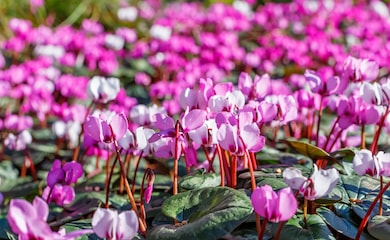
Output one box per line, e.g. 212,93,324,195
231,154,237,189
355,181,390,240
370,105,390,153
274,221,286,240
323,116,340,151
131,151,143,195
110,126,146,234
216,144,225,187
173,121,180,196
360,124,366,149
105,155,118,208
258,218,268,240
315,97,324,146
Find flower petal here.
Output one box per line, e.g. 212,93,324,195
92,208,118,239
116,210,139,240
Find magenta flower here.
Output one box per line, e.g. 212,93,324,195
92,208,139,240
84,111,128,143
42,184,75,206
8,197,91,239
283,165,339,201
47,159,83,188
251,185,297,222
353,149,390,178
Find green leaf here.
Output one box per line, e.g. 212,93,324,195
317,205,374,240
367,215,390,240
0,177,40,199
178,170,220,191
147,187,253,240
61,219,98,240
340,175,380,202
272,214,335,240
282,140,337,163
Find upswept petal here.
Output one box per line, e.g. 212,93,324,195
116,210,139,240
109,112,128,141
181,109,207,132
32,197,49,221
92,208,118,239
217,123,238,153
282,167,306,189
84,116,104,142
63,162,83,185
353,149,375,176
277,187,298,222
311,165,339,199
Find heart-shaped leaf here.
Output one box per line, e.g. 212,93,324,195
317,205,374,240
271,214,335,240
147,187,252,240
367,215,390,240
178,171,220,191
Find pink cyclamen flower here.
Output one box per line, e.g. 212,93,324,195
84,111,128,143
8,197,91,239
42,184,75,206
87,76,120,103
92,208,139,240
4,130,32,151
283,165,339,201
353,149,390,178
251,185,297,222
47,159,83,188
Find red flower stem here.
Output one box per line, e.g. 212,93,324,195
139,168,151,228
244,149,261,240
379,176,383,216
105,155,118,208
24,150,37,181
307,110,316,143
105,151,111,189
327,129,343,152
120,153,131,194
355,181,390,240
303,198,308,225
360,124,366,149
216,144,225,187
173,121,180,196
202,146,215,172
370,105,390,153
231,154,237,189
131,151,143,195
250,152,257,170
274,221,286,240
72,101,94,161
323,116,340,151
223,150,232,186
110,126,146,235
315,97,324,146
259,218,268,240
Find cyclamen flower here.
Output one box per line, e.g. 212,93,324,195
4,130,32,151
84,111,128,143
42,184,75,206
8,197,91,239
353,149,390,178
46,159,83,188
283,165,339,201
92,208,139,240
251,185,297,222
87,76,120,103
